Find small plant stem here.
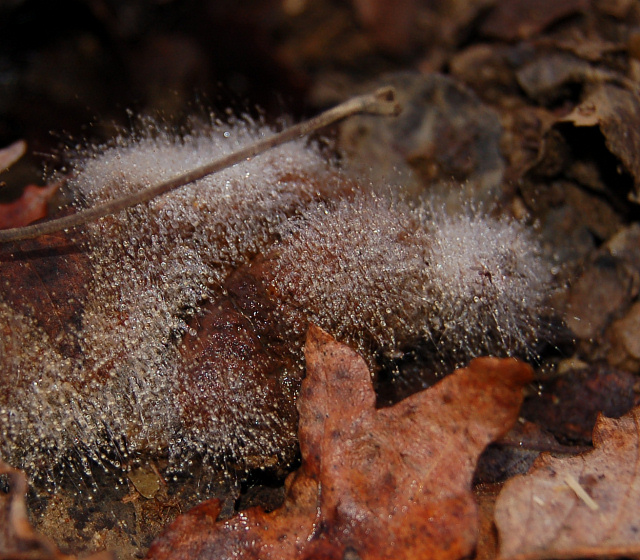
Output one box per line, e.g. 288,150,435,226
0,87,401,243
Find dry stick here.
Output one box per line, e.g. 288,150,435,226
0,87,401,243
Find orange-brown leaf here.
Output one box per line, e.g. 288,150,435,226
147,325,533,560
495,406,640,560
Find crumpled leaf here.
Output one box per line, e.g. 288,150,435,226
146,325,533,560
495,406,640,560
338,73,505,203
515,53,621,105
560,84,640,203
0,459,114,560
0,183,59,230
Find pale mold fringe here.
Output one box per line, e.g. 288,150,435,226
271,194,433,355
0,110,553,494
270,194,552,369
1,117,346,492
423,202,552,366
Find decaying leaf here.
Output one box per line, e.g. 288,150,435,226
338,73,505,202
0,148,552,484
0,139,59,230
0,183,59,230
480,0,588,41
146,325,533,560
560,84,640,203
495,406,640,560
515,53,620,105
0,459,113,560
0,232,91,359
351,0,418,53
520,364,636,444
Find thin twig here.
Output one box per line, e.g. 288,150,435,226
0,87,401,243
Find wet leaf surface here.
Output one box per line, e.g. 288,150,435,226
0,232,90,359
495,406,640,560
146,325,532,560
3,1,640,558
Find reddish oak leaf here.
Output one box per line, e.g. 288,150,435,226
495,406,640,560
146,325,533,560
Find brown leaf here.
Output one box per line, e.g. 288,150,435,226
560,84,640,203
338,73,505,202
521,364,636,444
177,256,303,468
351,0,418,53
0,183,59,230
146,325,533,560
607,300,640,372
479,0,588,41
495,406,640,560
0,459,114,560
564,251,638,342
515,53,620,105
0,232,91,360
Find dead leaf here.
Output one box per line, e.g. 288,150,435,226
606,300,640,372
338,73,505,202
475,484,502,560
495,406,640,560
516,53,620,105
475,421,582,484
351,0,418,53
480,0,588,41
0,140,26,172
564,252,638,342
0,232,91,360
0,183,59,230
520,364,636,444
146,325,533,560
560,84,640,203
0,459,114,560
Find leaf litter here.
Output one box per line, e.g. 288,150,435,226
495,405,640,560
146,325,533,560
3,1,640,557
